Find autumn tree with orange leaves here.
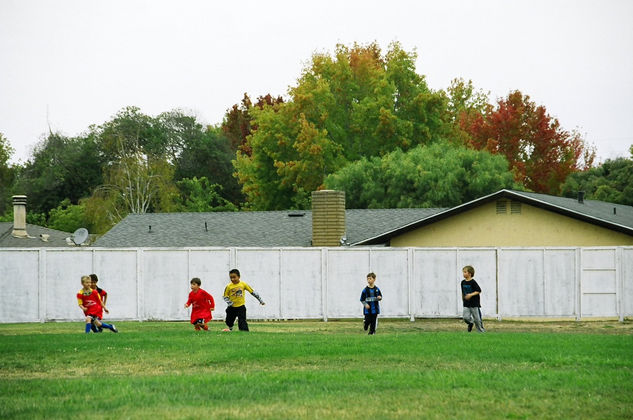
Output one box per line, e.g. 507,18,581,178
221,93,284,155
461,90,595,194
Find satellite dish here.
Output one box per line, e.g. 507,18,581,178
72,228,89,245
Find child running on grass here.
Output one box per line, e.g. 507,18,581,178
184,277,215,331
77,275,118,334
461,265,485,333
360,272,382,335
222,269,265,332
89,273,107,332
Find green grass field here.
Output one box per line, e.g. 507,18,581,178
1,319,632,420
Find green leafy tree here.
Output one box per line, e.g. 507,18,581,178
84,108,179,232
235,42,450,210
0,133,18,216
47,199,88,232
175,177,237,212
222,93,284,155
325,141,521,208
15,132,105,214
561,147,633,205
174,125,242,205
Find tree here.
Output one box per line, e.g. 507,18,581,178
235,42,450,210
174,125,242,205
325,141,521,208
461,90,595,194
83,108,179,232
15,132,105,215
561,147,633,205
221,93,284,155
47,199,88,233
0,133,18,216
175,177,237,212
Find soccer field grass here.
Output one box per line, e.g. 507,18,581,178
1,319,632,419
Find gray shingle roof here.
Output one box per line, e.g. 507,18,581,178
355,189,633,245
0,223,73,248
93,208,445,248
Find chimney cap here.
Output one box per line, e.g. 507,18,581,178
577,191,585,204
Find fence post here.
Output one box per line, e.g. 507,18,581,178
136,249,143,321
576,248,582,321
38,249,46,322
321,248,328,322
616,247,623,322
408,248,414,321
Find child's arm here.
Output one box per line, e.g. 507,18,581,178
360,289,370,309
223,286,233,306
251,291,265,305
97,293,109,314
464,291,480,300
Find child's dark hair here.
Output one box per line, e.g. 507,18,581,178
89,273,98,282
463,265,475,276
190,277,201,286
367,272,376,279
229,268,240,277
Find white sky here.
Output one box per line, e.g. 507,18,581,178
1,0,632,165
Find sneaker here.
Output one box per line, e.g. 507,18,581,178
467,323,473,332
222,328,232,332
111,324,118,333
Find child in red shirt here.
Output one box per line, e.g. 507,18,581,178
77,275,118,333
184,277,215,331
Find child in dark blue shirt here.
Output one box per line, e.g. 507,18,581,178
360,272,382,335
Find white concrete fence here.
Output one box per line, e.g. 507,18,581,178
1,247,632,323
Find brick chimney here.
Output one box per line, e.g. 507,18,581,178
311,190,346,247
11,195,29,238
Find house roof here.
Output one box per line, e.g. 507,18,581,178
93,207,445,248
0,223,73,248
355,189,633,245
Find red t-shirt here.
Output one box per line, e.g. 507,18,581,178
77,289,103,317
186,289,215,324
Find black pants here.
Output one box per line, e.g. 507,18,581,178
226,305,249,331
364,313,378,334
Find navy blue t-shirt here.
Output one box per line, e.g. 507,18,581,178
461,279,481,308
360,286,382,315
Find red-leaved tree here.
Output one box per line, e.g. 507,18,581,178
461,90,595,194
221,93,284,156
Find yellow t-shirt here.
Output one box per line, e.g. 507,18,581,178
223,281,254,308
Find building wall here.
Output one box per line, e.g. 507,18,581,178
390,201,633,247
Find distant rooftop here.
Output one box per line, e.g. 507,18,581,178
0,223,73,248
93,208,445,248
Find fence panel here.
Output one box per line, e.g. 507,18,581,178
327,249,370,318
94,250,139,320
235,249,281,319
457,249,497,317
0,250,39,322
143,250,189,320
499,249,545,316
188,248,231,321
45,250,94,321
581,248,618,317
369,249,409,317
280,249,323,319
413,249,459,317
543,249,577,316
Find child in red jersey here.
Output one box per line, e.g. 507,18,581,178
184,277,215,331
77,275,118,334
89,273,107,332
